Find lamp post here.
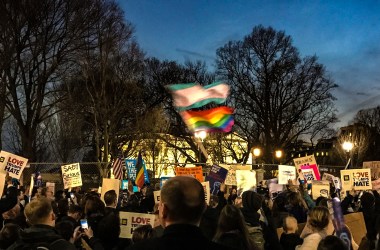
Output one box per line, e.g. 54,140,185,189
194,131,207,162
342,141,353,169
252,147,261,166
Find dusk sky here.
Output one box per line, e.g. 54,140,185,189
118,1,380,128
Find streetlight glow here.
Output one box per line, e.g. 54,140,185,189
342,141,353,152
253,148,261,157
275,150,283,158
194,130,207,141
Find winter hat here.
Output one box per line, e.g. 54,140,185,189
242,190,263,212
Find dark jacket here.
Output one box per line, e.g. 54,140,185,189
280,233,303,250
7,224,76,250
97,207,120,250
199,207,220,240
215,231,249,250
126,224,232,250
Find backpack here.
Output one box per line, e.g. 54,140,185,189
246,224,265,250
13,238,66,250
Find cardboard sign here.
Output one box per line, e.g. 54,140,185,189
0,172,6,197
101,178,120,203
362,161,380,180
278,165,296,185
311,180,330,200
119,212,156,238
322,173,335,183
0,151,28,179
341,169,372,191
205,165,228,195
61,163,82,189
372,179,380,191
175,166,203,183
46,182,55,195
201,181,210,205
294,155,320,182
220,164,251,186
236,170,256,196
153,190,161,204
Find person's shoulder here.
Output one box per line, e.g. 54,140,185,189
50,238,76,250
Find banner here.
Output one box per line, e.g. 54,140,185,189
125,159,149,184
341,169,372,191
153,190,161,204
293,155,320,182
201,181,210,205
0,151,28,179
221,164,251,186
236,170,256,196
205,165,228,195
362,161,380,180
311,180,330,200
175,166,203,183
119,212,156,238
61,163,82,189
278,165,296,185
101,178,120,203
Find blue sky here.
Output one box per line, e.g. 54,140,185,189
118,0,380,128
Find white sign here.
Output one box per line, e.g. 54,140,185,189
201,181,210,205
236,170,256,196
61,163,82,189
153,190,161,204
220,164,251,186
119,212,156,238
0,151,28,179
46,182,55,195
278,165,296,185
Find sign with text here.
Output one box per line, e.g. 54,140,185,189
153,190,161,204
101,178,120,203
220,164,251,186
294,155,320,182
278,165,296,185
125,159,149,184
0,172,6,197
201,181,210,205
236,170,256,196
268,178,284,196
333,177,341,189
46,182,55,195
311,180,330,200
175,166,203,183
119,212,156,238
372,179,380,191
0,151,28,179
206,165,228,195
61,163,82,189
341,169,372,191
362,161,380,180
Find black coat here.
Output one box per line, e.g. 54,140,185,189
97,207,120,250
126,224,232,250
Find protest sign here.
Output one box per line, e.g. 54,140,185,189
311,180,330,200
125,159,149,184
372,179,380,191
267,178,284,196
121,180,128,190
153,190,161,204
333,177,341,189
119,212,156,238
46,182,55,195
293,155,320,182
201,181,210,205
0,172,6,197
160,176,171,188
322,173,335,183
101,178,120,203
0,151,28,179
220,164,251,186
61,163,82,189
205,165,228,195
175,166,203,182
278,165,296,185
362,161,380,180
236,170,256,196
341,169,372,191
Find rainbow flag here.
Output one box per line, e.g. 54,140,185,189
180,106,234,133
167,81,229,111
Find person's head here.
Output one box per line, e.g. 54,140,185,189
84,195,105,217
307,206,330,232
67,204,82,221
209,195,219,208
159,176,206,227
272,195,288,214
288,191,304,207
315,197,329,208
0,223,20,249
242,190,263,212
55,220,74,241
132,224,155,244
360,192,375,210
24,197,55,226
283,216,298,234
317,235,346,250
104,190,117,207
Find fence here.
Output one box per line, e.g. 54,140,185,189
21,162,345,191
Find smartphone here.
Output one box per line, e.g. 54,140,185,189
80,219,88,229
70,193,75,199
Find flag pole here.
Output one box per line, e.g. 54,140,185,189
193,136,208,162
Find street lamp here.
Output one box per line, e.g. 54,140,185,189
342,141,353,169
275,150,283,159
251,147,261,166
194,130,207,162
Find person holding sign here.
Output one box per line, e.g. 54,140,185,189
127,176,231,250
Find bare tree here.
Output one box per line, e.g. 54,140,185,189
216,25,338,163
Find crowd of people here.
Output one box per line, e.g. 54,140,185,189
0,174,379,250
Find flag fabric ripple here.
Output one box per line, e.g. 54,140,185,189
167,81,229,110
180,106,234,133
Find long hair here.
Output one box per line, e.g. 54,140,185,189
214,205,257,250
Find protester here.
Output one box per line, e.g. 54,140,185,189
0,223,20,249
280,216,303,250
214,204,258,250
132,224,155,244
200,195,221,240
317,235,346,250
126,176,232,250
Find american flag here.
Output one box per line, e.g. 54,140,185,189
112,157,125,180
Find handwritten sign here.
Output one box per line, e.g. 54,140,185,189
153,190,161,204
278,165,296,185
119,212,156,238
236,170,256,196
206,165,228,195
220,164,251,186
175,166,203,183
341,169,372,191
0,151,28,179
311,180,330,200
61,163,82,189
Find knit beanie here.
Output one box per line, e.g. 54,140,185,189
242,190,263,212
